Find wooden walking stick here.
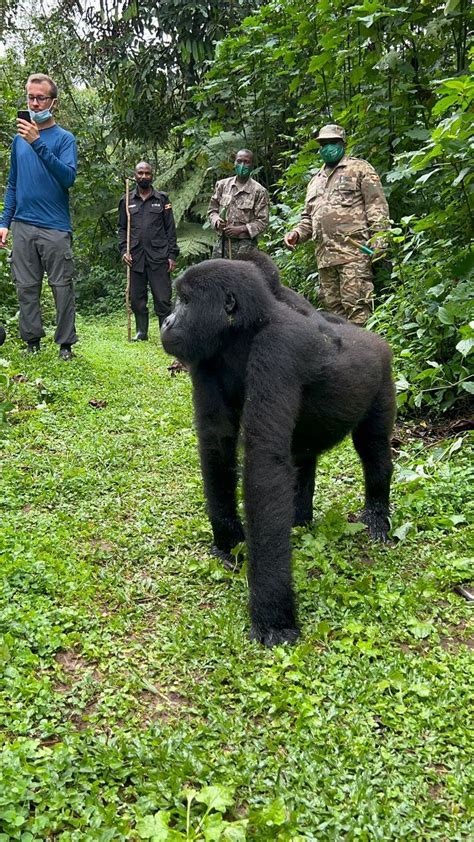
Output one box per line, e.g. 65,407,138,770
125,177,132,341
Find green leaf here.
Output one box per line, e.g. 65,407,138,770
409,684,431,698
136,812,171,840
258,796,286,827
444,0,461,14
437,307,455,325
308,54,330,73
223,825,248,841
431,94,458,116
195,786,234,813
392,522,413,542
415,169,441,185
407,617,434,639
456,337,474,356
452,167,471,186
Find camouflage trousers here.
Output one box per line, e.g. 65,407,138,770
318,260,374,326
212,237,258,259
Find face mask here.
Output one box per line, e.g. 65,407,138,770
137,178,152,189
319,143,345,165
29,107,53,124
234,163,252,178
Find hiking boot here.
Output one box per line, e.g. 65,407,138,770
132,313,149,341
59,344,73,360
26,340,41,354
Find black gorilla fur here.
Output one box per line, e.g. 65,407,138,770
0,325,5,346
161,256,396,646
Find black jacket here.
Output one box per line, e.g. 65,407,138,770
118,187,179,272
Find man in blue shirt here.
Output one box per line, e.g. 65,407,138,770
0,73,78,359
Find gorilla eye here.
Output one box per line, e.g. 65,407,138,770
179,294,189,305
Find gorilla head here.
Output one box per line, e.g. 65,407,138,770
161,259,272,363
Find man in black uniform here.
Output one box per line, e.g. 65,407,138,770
118,161,179,341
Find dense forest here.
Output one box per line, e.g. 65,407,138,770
1,0,473,413
0,3,473,839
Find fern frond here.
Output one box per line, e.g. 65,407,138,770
158,152,191,189
171,169,206,225
176,221,216,246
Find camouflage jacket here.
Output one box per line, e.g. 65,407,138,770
294,156,390,268
208,176,269,240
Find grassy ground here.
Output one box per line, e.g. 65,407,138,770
0,316,473,841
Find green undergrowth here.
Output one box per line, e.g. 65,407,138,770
0,316,473,841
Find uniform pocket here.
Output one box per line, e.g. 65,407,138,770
334,189,357,207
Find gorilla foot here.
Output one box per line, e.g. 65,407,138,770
249,625,300,647
210,545,242,572
360,508,390,542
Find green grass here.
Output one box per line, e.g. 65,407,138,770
0,316,473,841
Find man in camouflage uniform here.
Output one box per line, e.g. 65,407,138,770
284,124,389,325
208,149,269,258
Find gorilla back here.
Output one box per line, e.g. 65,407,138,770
161,258,396,647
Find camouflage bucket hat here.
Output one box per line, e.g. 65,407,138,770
315,124,346,142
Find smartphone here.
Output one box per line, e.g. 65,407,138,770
17,110,31,122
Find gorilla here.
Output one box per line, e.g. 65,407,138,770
0,325,5,346
237,250,316,317
161,257,396,647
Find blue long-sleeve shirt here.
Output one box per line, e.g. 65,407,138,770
0,124,77,232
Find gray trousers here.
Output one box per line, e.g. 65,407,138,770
11,220,78,346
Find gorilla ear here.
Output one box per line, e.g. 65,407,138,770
224,291,236,314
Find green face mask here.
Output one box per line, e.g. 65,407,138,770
234,163,252,178
319,143,345,165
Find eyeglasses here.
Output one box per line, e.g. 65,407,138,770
27,95,53,103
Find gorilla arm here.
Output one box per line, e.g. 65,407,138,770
242,346,302,645
191,365,245,564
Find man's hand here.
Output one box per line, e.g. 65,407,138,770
0,227,9,248
122,253,133,267
168,258,176,272
284,230,299,251
17,118,40,144
223,223,246,237
215,218,226,232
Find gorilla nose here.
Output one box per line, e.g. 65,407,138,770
161,313,175,333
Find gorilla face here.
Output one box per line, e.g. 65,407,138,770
161,277,236,363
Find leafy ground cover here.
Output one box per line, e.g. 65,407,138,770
0,317,473,841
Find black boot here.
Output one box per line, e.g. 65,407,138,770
132,312,149,341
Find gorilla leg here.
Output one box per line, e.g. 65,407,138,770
352,402,393,541
293,450,317,527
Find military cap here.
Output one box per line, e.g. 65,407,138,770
315,124,346,142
